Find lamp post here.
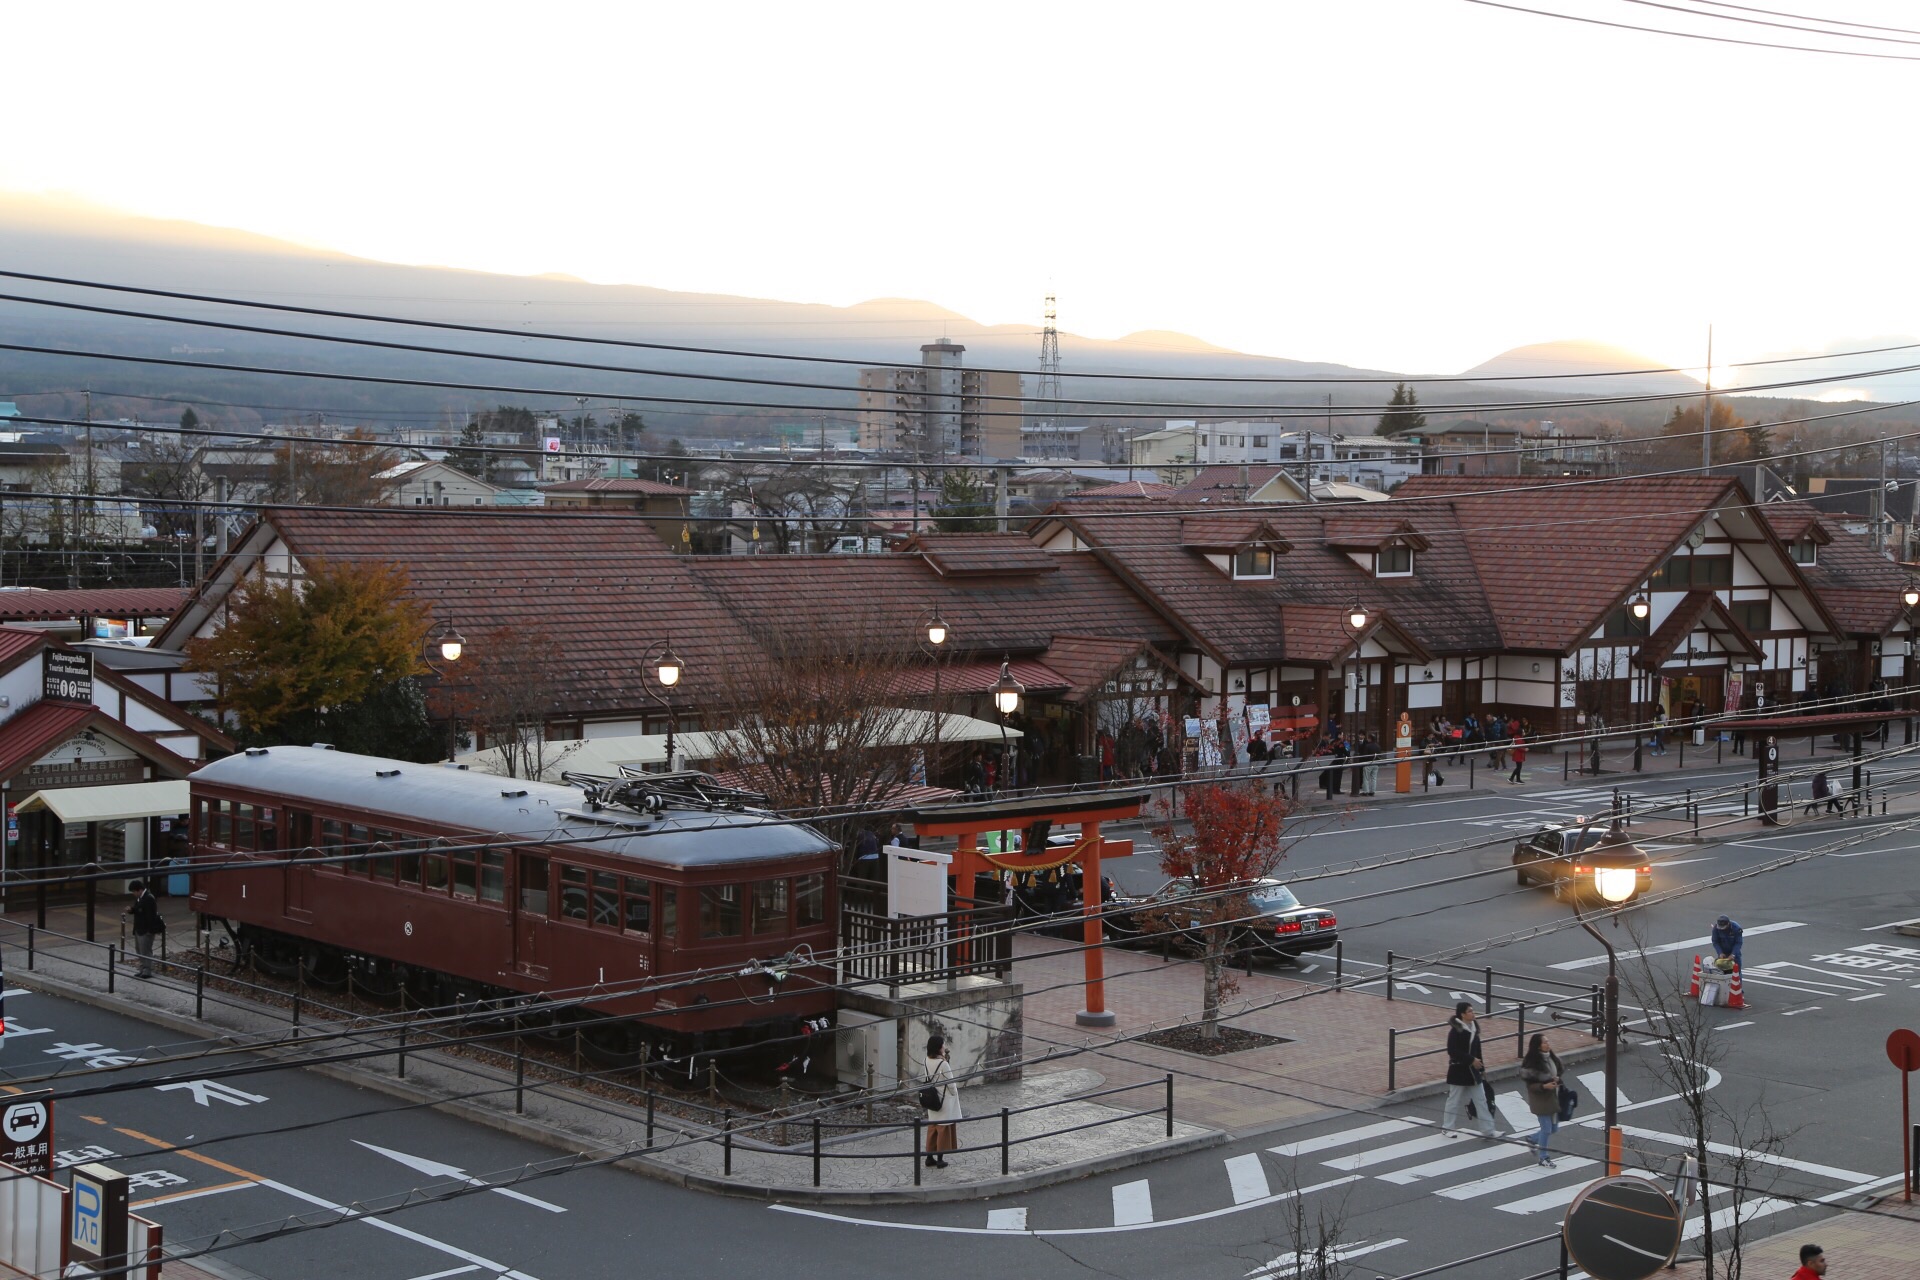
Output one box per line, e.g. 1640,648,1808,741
1904,582,1919,742
641,639,685,770
991,658,1024,795
920,608,950,784
1572,823,1641,1176
424,615,467,762
1630,594,1651,773
1340,600,1370,743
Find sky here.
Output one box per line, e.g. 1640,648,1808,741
4,1,1919,383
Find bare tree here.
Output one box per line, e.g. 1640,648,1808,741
459,623,582,780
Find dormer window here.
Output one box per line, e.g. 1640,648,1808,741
1376,545,1414,577
1233,545,1275,579
1790,538,1817,566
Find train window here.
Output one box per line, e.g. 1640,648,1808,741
751,879,788,935
423,854,449,893
700,885,742,939
198,799,212,845
592,872,620,928
216,801,231,846
348,825,370,874
396,845,422,886
452,852,477,899
258,807,278,854
369,834,399,882
794,874,826,928
660,887,677,942
233,804,255,849
559,866,588,920
622,877,652,934
504,853,535,911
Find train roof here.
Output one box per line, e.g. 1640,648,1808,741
190,746,835,870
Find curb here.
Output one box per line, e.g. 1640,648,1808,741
12,968,1229,1206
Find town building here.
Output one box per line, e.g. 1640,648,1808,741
378,459,508,507
1128,423,1422,490
857,342,1024,459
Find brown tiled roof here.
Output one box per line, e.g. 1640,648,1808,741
1175,466,1303,498
0,627,48,669
540,478,693,496
1762,503,1907,637
1177,516,1290,550
0,701,197,781
1038,635,1201,703
0,588,186,622
1054,499,1499,664
1280,605,1434,665
1392,475,1740,652
1068,480,1180,500
884,658,1069,697
263,507,764,713
903,533,1059,577
1635,590,1763,669
687,548,1178,660
1320,517,1431,552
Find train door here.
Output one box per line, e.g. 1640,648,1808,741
515,854,551,977
284,810,312,923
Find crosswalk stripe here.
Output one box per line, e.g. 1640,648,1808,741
1323,1133,1457,1171
1269,1120,1413,1157
1376,1142,1529,1185
1494,1093,1533,1132
1435,1155,1596,1200
1575,1073,1625,1107
1498,1177,1592,1215
986,1208,1027,1232
1112,1180,1153,1226
1224,1154,1270,1204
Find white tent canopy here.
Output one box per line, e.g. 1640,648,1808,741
456,709,1022,782
14,779,191,825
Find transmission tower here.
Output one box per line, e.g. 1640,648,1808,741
1036,294,1063,447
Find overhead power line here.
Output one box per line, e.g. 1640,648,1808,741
1463,0,1920,58
1691,0,1920,37
1619,0,1920,45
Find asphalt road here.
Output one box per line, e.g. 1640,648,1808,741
3,742,1912,1280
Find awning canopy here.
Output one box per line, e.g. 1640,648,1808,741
14,779,191,824
457,710,1023,782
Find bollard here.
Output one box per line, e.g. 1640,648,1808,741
1165,1073,1175,1137
25,924,33,971
724,1111,734,1176
85,876,97,942
397,1023,408,1079
1484,967,1494,1014
1469,757,1475,789
1691,790,1699,838
1386,950,1395,1001
813,1118,822,1187
1388,1028,1398,1092
292,980,302,1027
195,962,205,1018
913,1118,923,1187
1517,999,1526,1048
515,1045,525,1115
1335,940,1343,988
1001,1107,1011,1175
1563,753,1570,782
107,945,116,994
647,1091,657,1146
1744,785,1750,817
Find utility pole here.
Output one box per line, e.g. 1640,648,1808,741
82,389,93,584
1699,326,1714,475
217,477,230,557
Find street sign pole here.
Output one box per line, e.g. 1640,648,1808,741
1885,1028,1920,1202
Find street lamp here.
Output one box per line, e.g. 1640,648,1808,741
991,658,1024,794
1631,594,1651,773
642,639,686,770
1341,600,1370,743
1572,821,1641,1176
425,615,468,762
919,608,951,784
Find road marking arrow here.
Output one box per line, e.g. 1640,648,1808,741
353,1141,566,1213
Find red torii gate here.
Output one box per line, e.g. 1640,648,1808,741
912,790,1147,1028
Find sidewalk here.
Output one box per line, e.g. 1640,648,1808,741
1667,1193,1920,1279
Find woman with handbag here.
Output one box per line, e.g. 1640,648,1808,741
921,1033,962,1168
1520,1033,1564,1166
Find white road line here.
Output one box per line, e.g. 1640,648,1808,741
1782,1007,1822,1016
986,1208,1028,1232
1246,1239,1406,1277
1863,915,1920,931
1851,992,1887,1002
1436,1156,1596,1200
1324,1133,1457,1171
1576,1074,1627,1107
130,1180,256,1209
1679,1194,1799,1243
1269,1120,1413,1156
769,1175,1364,1236
1112,1179,1153,1226
1614,1125,1871,1182
1494,1093,1534,1133
256,1178,539,1280
407,1269,482,1280
1377,1142,1529,1185
1225,1153,1270,1204
1552,922,1806,970
1719,1020,1755,1029
1498,1178,1591,1215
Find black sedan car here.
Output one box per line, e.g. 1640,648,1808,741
1511,821,1653,902
1106,876,1338,960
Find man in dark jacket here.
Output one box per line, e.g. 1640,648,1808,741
1442,1001,1496,1137
124,879,165,979
1712,915,1744,971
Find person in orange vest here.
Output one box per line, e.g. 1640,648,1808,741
1508,736,1528,784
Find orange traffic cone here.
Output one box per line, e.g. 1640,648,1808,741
1687,954,1702,998
1727,962,1745,1010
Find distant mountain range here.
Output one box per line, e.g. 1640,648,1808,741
0,194,1903,439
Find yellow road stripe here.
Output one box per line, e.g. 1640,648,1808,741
113,1126,263,1182
131,1176,257,1209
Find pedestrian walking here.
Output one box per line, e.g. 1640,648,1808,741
921,1033,961,1168
1520,1033,1564,1166
1361,737,1381,796
1508,736,1527,784
123,878,165,979
1441,1002,1497,1138
1790,1243,1826,1280
1649,708,1667,756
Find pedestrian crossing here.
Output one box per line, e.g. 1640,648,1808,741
1463,783,1750,831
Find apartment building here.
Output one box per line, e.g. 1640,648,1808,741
856,342,1024,459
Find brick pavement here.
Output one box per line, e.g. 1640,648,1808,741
1012,932,1601,1134
1667,1195,1920,1280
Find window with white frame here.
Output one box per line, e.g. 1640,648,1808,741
1233,545,1275,578
1790,538,1818,565
1376,544,1414,577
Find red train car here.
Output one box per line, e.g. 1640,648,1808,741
188,746,837,1068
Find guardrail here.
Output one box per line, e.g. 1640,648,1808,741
1386,988,1601,1093
840,900,1015,990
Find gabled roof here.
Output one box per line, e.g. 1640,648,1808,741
1321,517,1431,553
1175,466,1310,503
1177,516,1292,552
1635,591,1764,669
0,701,198,782
1068,480,1180,500
540,477,694,496
1038,635,1205,703
1761,503,1909,638
902,533,1059,577
1280,604,1434,666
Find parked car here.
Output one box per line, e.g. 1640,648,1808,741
1106,876,1338,960
1511,821,1652,902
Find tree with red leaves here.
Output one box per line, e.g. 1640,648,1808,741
1150,781,1292,1043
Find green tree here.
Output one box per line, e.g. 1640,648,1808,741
178,407,200,434
184,558,435,757
1376,382,1428,437
932,469,993,532
448,419,496,482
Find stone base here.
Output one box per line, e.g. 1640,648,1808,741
1075,1009,1117,1028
